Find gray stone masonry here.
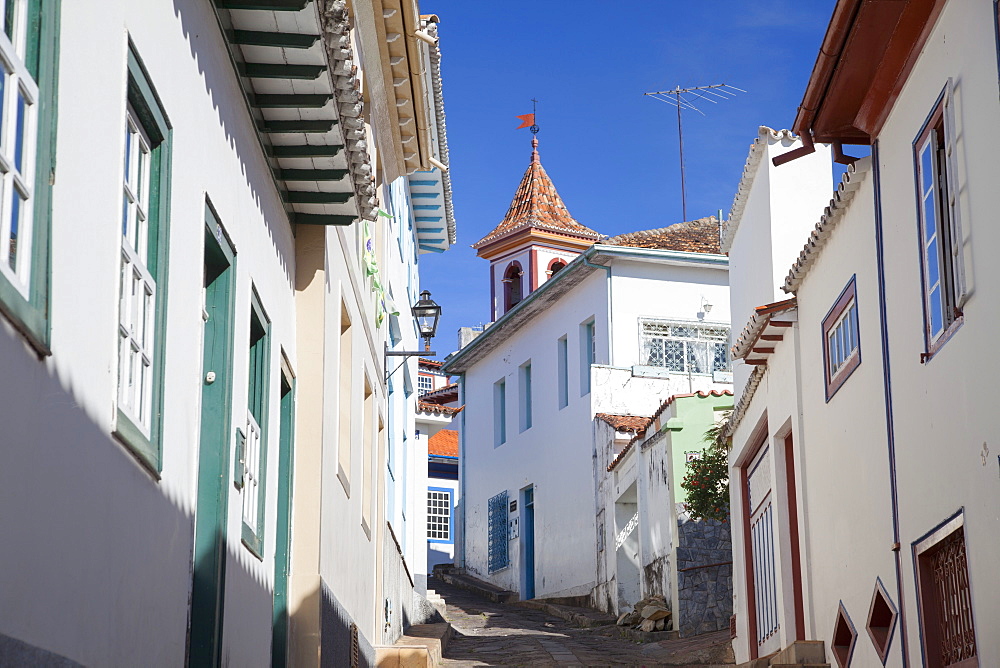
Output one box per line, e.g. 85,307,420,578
676,511,734,637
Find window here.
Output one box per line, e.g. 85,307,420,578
361,377,374,537
557,335,568,409
418,373,433,394
338,298,352,494
519,361,532,432
580,319,595,395
487,490,509,572
493,377,506,446
0,0,57,352
822,277,861,400
113,44,172,472
547,259,566,277
502,262,523,313
640,319,729,375
427,488,452,543
914,514,977,667
241,291,271,558
914,82,965,358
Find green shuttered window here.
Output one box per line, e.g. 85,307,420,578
241,290,270,558
113,43,171,473
0,0,58,353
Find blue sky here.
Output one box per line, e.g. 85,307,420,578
417,0,837,356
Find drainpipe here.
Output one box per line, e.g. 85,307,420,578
456,373,466,570
582,251,614,368
872,141,909,667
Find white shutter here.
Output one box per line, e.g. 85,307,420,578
943,78,967,308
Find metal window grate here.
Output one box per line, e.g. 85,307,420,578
640,319,730,374
427,490,451,540
927,527,977,665
487,491,509,572
350,623,359,668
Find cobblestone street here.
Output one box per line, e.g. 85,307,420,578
432,577,734,667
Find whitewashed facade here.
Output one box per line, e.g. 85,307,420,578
0,0,454,665
726,1,1000,665
444,241,731,601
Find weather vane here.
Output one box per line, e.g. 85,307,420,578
644,83,745,221
516,98,540,135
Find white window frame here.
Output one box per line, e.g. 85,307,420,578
241,410,262,529
117,105,155,436
639,318,730,375
0,0,38,297
417,373,433,394
427,488,452,542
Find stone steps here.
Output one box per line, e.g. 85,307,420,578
514,599,618,629
375,622,453,668
432,567,518,604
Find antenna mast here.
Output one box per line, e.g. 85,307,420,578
644,83,745,221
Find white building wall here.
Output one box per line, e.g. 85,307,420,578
461,269,608,597
873,2,1000,663
0,1,296,664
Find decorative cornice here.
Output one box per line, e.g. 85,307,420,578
320,0,378,220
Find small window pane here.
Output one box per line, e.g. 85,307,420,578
14,86,25,173
929,286,944,337
7,184,19,270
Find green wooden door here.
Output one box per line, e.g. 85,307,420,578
189,211,236,667
272,373,295,667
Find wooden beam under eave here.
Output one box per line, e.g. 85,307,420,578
760,334,783,342
279,169,349,181
292,213,355,226
751,348,775,354
259,119,337,134
216,0,309,10
745,359,768,366
231,30,319,49
252,93,332,109
283,191,353,204
270,144,343,158
769,321,794,328
242,63,325,80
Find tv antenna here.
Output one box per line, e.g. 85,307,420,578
644,83,745,221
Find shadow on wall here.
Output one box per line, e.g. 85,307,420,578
0,323,274,665
170,0,295,289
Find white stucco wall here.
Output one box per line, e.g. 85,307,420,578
0,1,297,664
873,2,1000,664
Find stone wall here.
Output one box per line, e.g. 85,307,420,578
675,511,733,637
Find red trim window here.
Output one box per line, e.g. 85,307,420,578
502,262,523,313
913,81,965,360
914,514,977,668
822,277,860,401
547,258,566,278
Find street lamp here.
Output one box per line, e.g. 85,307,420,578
697,296,713,321
385,290,442,382
412,290,441,352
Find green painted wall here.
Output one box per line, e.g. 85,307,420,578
662,393,734,504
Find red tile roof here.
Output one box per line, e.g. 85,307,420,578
595,413,652,434
418,401,463,417
604,216,722,254
472,140,602,249
429,429,458,458
420,383,458,404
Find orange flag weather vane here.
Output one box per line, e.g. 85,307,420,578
516,99,540,134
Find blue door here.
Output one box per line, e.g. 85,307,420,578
523,487,535,599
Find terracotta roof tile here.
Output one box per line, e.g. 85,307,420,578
428,429,458,458
420,383,458,404
595,413,652,434
604,216,721,254
472,140,602,249
418,401,463,417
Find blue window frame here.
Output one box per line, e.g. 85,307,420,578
427,487,453,544
488,490,509,572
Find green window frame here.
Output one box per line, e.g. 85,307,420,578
112,42,172,474
241,288,271,558
0,0,59,353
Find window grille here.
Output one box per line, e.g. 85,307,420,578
427,489,451,541
418,374,433,394
640,319,730,374
487,491,509,572
241,412,262,528
920,527,977,666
